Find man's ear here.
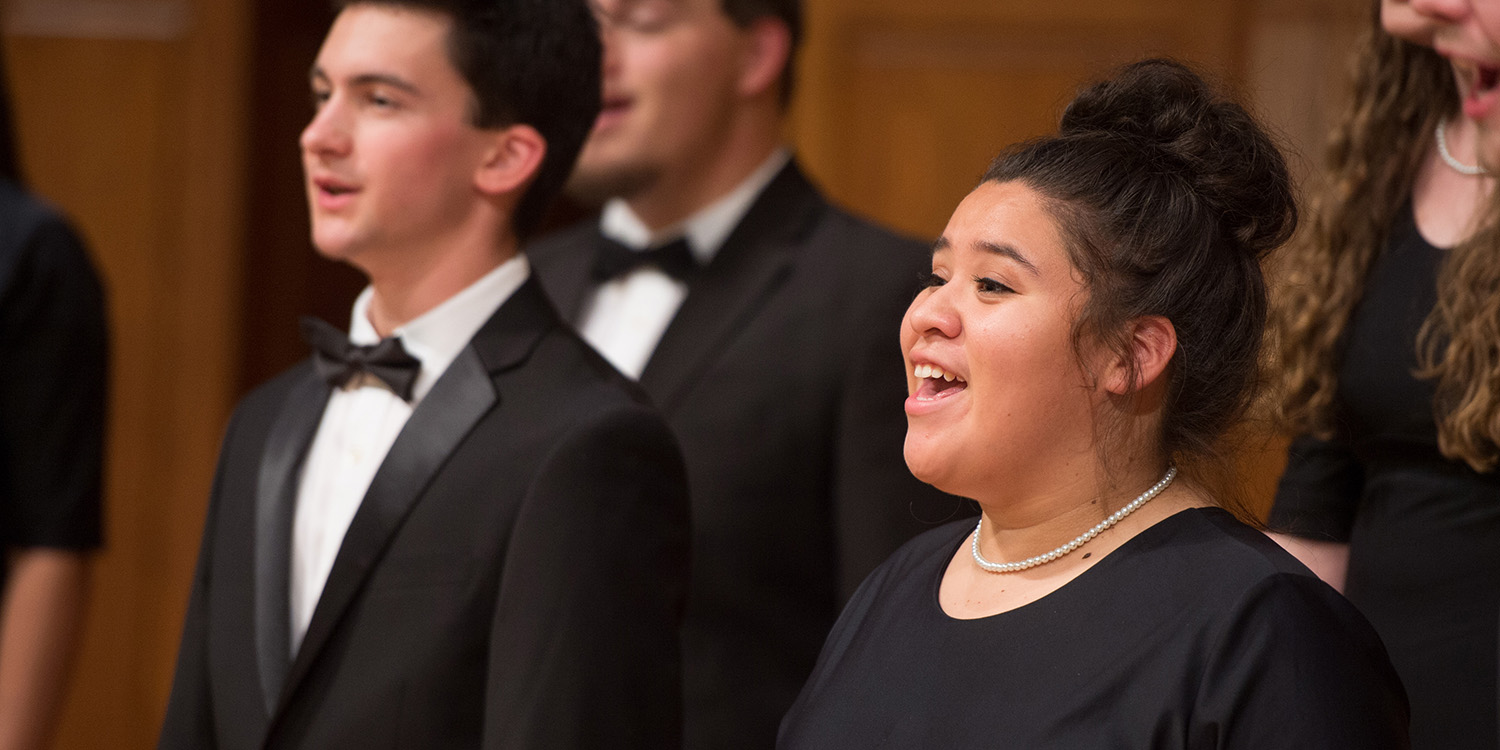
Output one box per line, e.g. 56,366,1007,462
475,123,546,197
736,17,792,99
1103,315,1177,395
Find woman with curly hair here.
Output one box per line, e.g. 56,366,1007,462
1269,1,1500,748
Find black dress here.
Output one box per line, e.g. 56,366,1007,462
1270,205,1500,750
778,508,1409,749
0,178,106,584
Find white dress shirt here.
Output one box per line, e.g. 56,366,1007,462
578,148,791,379
289,254,530,654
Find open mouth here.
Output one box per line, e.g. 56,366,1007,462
913,363,967,402
1458,60,1500,119
1476,63,1500,93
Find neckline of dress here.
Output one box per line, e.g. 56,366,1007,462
932,506,1226,623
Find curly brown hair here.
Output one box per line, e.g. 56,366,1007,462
1270,2,1500,472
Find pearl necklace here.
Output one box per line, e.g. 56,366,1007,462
1435,122,1489,177
970,466,1177,574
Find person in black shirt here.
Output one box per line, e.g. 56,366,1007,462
1268,2,1500,748
0,43,107,750
779,59,1410,749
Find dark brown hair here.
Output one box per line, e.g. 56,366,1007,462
985,58,1297,518
335,0,601,238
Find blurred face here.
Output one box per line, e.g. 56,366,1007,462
1383,0,1500,168
568,0,749,201
901,181,1101,500
300,5,494,269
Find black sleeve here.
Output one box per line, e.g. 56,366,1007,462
0,214,108,551
1266,434,1364,542
1193,573,1410,748
483,403,690,750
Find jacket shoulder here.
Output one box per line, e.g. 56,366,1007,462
526,220,597,264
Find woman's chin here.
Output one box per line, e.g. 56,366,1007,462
903,439,958,495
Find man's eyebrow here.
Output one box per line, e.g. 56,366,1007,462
976,240,1039,276
308,66,420,96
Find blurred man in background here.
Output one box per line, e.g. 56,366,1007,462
529,1,962,746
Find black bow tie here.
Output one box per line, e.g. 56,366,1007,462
300,317,422,402
590,236,698,282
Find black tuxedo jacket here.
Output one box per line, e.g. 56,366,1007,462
159,277,691,749
530,162,966,749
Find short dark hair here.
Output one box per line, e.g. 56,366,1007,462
334,0,602,238
0,40,24,186
984,59,1297,505
719,0,800,106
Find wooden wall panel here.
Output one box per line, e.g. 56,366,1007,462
7,36,185,749
4,0,249,746
792,0,1242,238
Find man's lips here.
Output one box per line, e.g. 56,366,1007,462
593,95,633,132
310,177,359,210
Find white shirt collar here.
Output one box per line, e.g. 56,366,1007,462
599,147,791,263
347,253,531,403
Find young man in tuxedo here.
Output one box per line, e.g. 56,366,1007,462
528,1,962,747
159,2,690,747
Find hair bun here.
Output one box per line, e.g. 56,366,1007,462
980,58,1297,487
1060,59,1297,258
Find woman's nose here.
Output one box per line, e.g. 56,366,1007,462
906,284,961,340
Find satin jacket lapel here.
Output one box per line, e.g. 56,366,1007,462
255,371,331,717
638,164,822,412
275,278,557,714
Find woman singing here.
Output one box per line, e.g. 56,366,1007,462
778,59,1410,748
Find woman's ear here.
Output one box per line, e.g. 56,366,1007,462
736,17,792,100
1103,315,1177,395
474,123,546,197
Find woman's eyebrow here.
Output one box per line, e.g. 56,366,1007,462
975,240,1039,276
929,236,1039,277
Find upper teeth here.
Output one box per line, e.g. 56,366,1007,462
914,363,964,382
